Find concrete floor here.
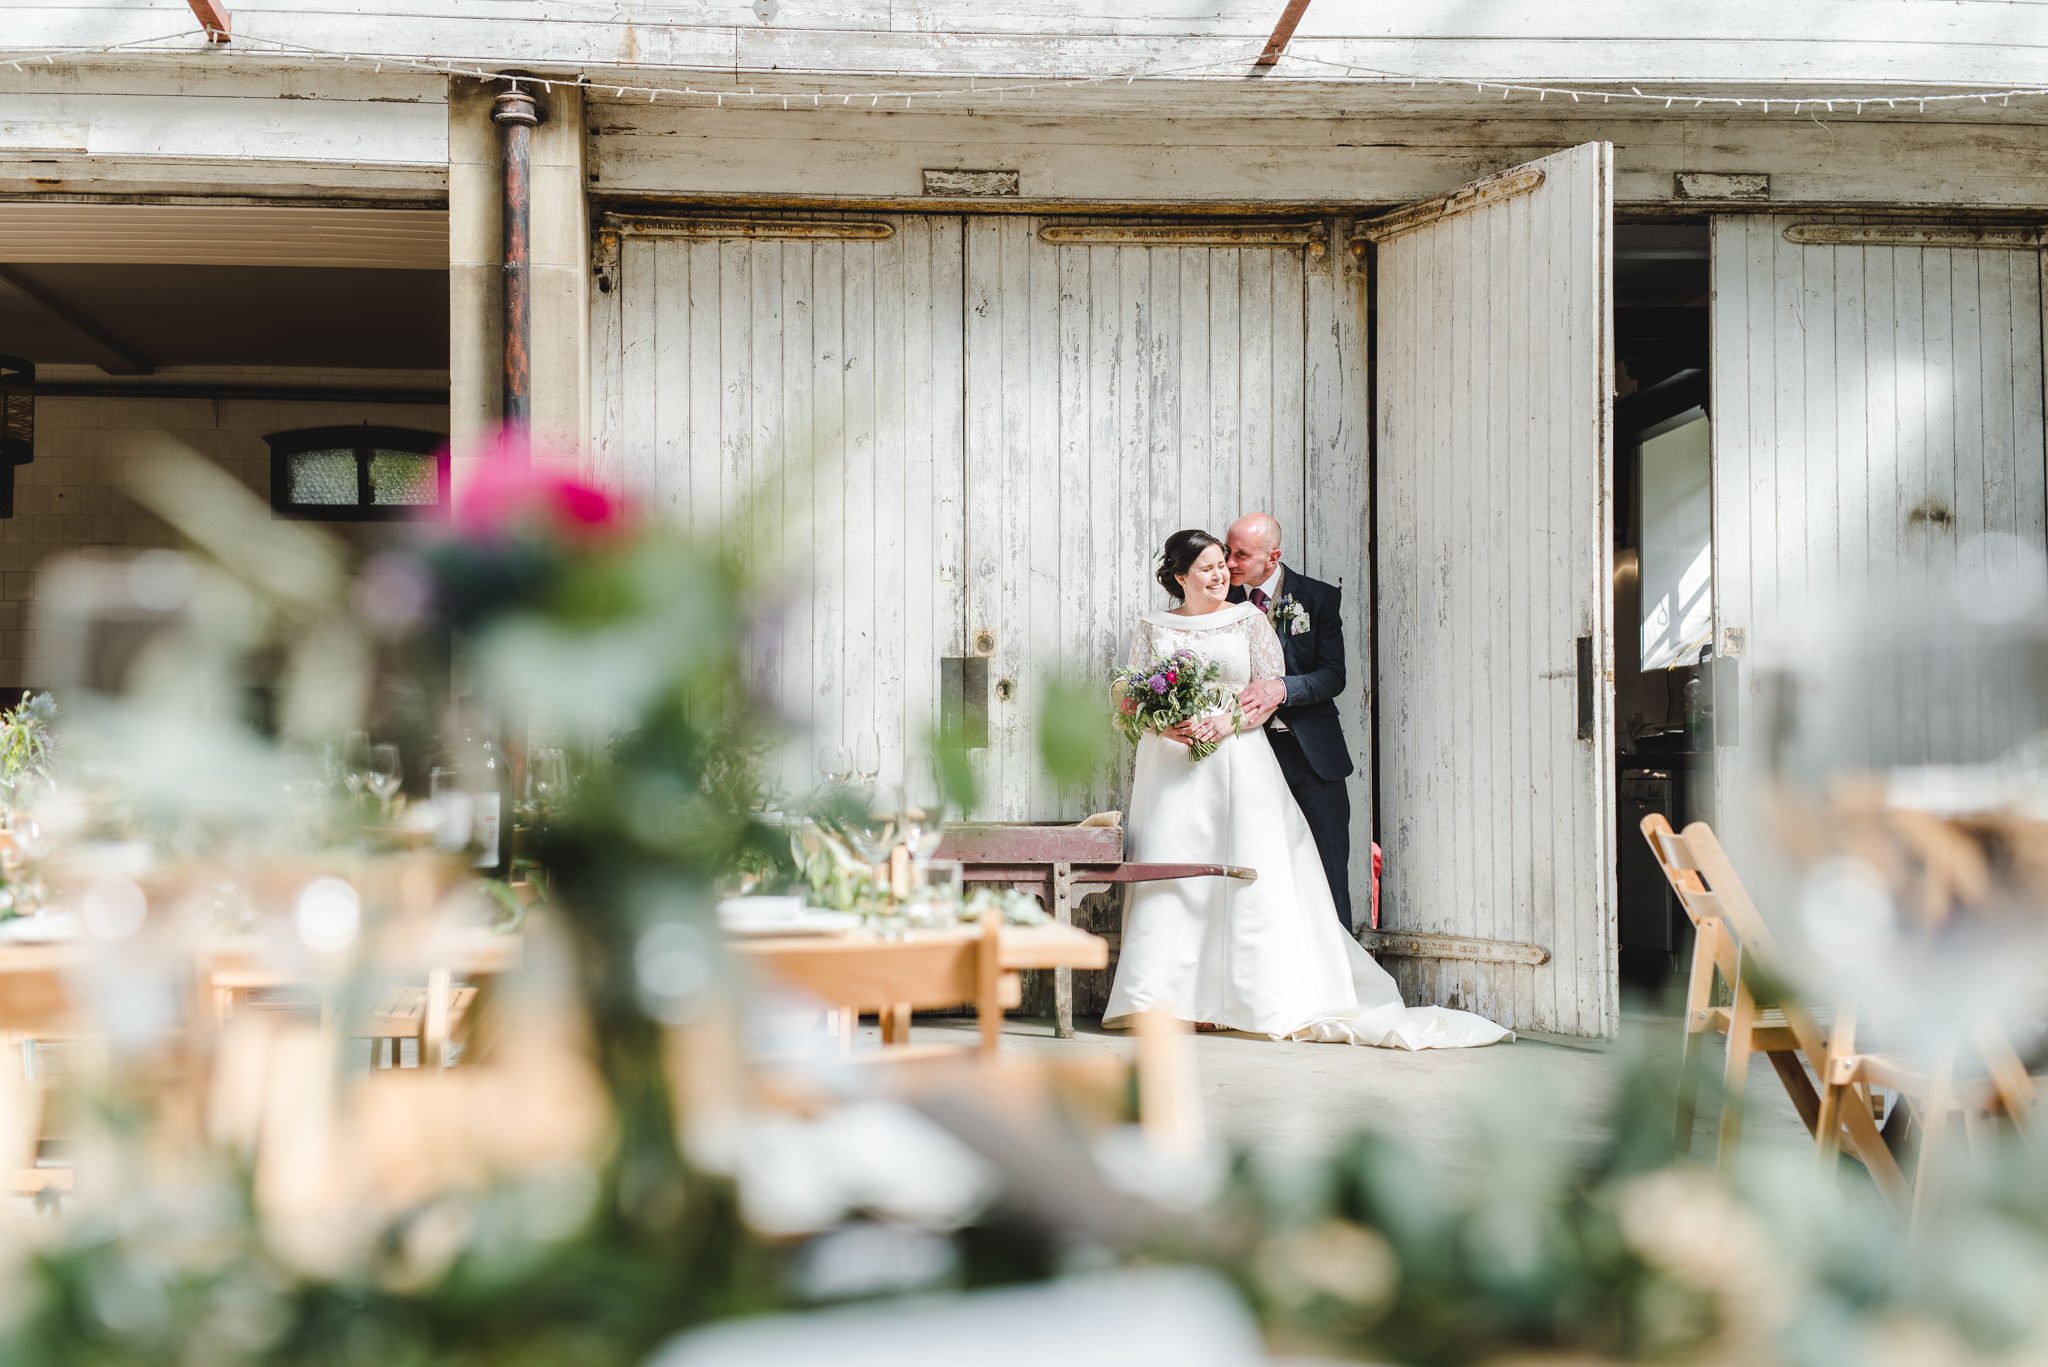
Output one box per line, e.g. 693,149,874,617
893,999,1814,1168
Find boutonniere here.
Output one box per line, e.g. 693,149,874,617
1276,596,1310,635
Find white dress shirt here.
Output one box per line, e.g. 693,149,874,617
1249,566,1290,730
1251,565,1284,607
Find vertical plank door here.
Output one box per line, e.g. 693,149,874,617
959,217,1371,916
1367,143,1619,1038
589,213,968,798
1710,218,2048,792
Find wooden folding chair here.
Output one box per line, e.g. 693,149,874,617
0,947,80,1209
213,965,486,1071
1796,799,2044,1224
366,981,481,1068
1641,815,1907,1202
1812,1016,2032,1226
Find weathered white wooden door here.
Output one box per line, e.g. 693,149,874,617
1711,218,2048,775
959,219,1371,876
590,214,967,796
1369,143,1619,1038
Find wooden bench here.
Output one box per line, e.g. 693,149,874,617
933,822,1255,1038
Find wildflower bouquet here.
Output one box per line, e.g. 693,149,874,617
1113,648,1240,761
0,691,56,795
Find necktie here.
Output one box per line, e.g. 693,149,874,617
1250,587,1269,612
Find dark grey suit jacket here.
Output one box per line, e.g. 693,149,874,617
1230,566,1355,782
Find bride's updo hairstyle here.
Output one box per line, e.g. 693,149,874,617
1156,528,1225,603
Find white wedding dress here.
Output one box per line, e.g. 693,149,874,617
1102,601,1511,1049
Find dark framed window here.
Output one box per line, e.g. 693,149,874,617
265,426,448,521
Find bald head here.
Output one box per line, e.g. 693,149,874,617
1229,513,1281,553
1225,513,1283,588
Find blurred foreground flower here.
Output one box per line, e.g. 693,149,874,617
452,430,628,544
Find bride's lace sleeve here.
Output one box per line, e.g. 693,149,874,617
1243,609,1285,682
1122,619,1152,673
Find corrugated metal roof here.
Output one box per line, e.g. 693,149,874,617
0,204,448,269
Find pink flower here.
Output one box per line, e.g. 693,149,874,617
1165,671,1177,685
453,428,628,541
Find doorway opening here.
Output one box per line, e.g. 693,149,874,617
1610,222,1714,991
0,202,450,731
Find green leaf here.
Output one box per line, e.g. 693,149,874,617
1035,674,1117,790
928,722,980,815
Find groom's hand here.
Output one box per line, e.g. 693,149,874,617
1238,679,1285,722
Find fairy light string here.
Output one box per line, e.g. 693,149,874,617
4,25,2046,117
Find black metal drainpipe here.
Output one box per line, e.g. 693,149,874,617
491,84,541,461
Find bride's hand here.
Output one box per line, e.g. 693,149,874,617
1162,720,1197,744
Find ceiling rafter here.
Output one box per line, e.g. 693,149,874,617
0,268,154,376
1254,0,1314,69
186,0,231,44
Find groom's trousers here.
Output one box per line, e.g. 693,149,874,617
1267,727,1353,932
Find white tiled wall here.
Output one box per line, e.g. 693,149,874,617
2,373,448,689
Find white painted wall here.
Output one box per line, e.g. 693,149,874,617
14,2,2048,86
0,66,446,199
9,3,2046,208
591,102,2048,211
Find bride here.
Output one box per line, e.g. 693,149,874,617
1103,529,1511,1049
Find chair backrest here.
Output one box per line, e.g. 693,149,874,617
1641,813,1744,993
1640,813,1719,927
1679,822,1783,963
0,949,75,1036
1679,821,1840,1057
1643,814,1804,973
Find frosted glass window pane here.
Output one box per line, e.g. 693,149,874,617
1640,412,1713,671
289,450,357,505
369,451,438,506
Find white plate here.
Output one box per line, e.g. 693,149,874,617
719,905,863,938
0,913,81,943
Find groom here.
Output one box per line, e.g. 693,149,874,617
1226,513,1357,933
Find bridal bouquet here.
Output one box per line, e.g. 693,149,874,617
1113,648,1240,761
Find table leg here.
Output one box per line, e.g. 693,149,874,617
1053,862,1074,1039
424,967,453,1069
881,1001,912,1045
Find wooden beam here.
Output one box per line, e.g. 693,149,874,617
0,268,154,376
1351,165,1546,244
1253,0,1314,68
1355,930,1551,967
30,381,441,404
185,0,231,43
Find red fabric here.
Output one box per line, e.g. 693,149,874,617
1370,842,1382,930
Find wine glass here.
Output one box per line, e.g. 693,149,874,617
530,747,568,805
429,765,472,851
844,782,902,868
342,730,372,797
909,859,965,930
818,744,852,788
366,743,403,815
899,790,947,875
854,729,882,784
